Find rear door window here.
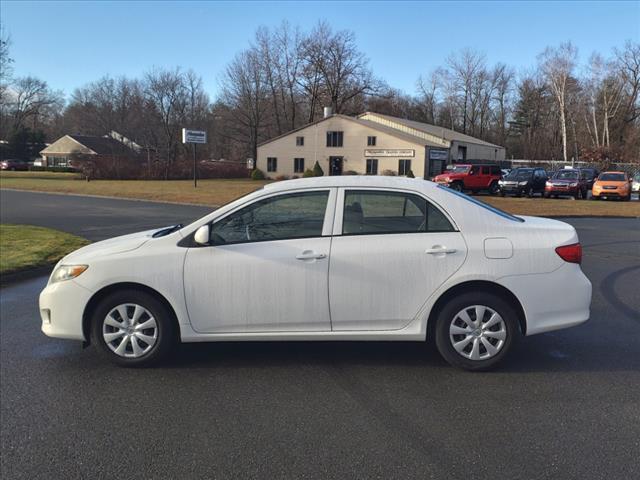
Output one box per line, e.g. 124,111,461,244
342,190,454,235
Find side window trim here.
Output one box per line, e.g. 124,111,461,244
332,187,458,236
206,188,337,246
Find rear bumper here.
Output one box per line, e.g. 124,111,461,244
39,279,93,341
498,263,591,336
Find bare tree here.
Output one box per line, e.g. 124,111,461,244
446,49,486,134
538,42,578,163
219,49,269,167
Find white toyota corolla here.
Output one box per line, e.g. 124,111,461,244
40,176,591,370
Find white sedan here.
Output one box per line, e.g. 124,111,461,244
40,176,592,370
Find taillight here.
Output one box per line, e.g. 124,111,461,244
556,243,582,264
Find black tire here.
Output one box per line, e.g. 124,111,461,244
500,191,506,197
90,289,177,367
526,187,534,198
434,291,519,371
450,182,463,192
489,181,499,195
592,195,599,201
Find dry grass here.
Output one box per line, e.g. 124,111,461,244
1,171,269,206
1,171,639,217
0,224,90,274
480,195,640,217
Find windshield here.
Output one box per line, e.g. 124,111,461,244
438,185,524,222
554,170,579,180
505,169,533,180
445,165,470,174
598,173,626,182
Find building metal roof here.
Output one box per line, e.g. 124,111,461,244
359,112,503,148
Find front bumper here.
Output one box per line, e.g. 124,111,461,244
545,186,578,195
592,188,629,198
499,263,591,336
39,279,93,340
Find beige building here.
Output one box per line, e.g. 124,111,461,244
40,131,141,167
256,111,505,179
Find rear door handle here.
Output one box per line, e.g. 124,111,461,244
426,247,457,255
296,251,327,260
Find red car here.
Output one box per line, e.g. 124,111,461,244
434,164,502,194
0,159,30,171
544,169,589,199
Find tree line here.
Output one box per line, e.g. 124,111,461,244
1,21,638,176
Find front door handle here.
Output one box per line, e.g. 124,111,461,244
296,251,327,260
426,246,457,255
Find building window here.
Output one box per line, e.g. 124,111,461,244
367,136,376,146
49,156,69,167
294,158,305,173
398,159,411,176
296,136,304,146
267,157,277,172
326,131,343,147
366,158,378,175
457,146,467,161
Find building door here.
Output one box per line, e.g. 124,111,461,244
330,156,343,176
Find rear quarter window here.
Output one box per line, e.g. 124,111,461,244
437,185,524,223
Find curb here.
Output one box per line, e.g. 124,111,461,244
0,264,53,288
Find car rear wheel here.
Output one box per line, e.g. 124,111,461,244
526,187,534,198
434,292,518,371
489,181,499,195
90,290,176,367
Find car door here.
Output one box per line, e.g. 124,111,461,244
183,189,335,333
328,189,467,331
466,165,480,189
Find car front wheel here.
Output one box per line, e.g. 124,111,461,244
434,292,518,371
90,290,176,367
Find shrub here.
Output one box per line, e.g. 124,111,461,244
312,161,324,177
302,169,315,178
251,168,266,180
381,169,397,176
343,170,359,175
275,174,290,181
406,169,415,178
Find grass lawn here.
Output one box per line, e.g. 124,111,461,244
1,171,639,217
0,171,270,206
0,224,90,275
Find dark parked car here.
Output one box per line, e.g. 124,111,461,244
544,169,590,199
579,168,600,190
499,167,548,197
0,159,30,171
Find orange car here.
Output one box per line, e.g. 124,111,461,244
591,171,631,201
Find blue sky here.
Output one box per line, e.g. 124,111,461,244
2,0,639,99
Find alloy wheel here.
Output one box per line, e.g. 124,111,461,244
449,305,507,361
102,303,158,358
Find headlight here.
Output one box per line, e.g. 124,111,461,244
569,182,578,187
498,180,504,185
49,265,88,284
518,181,528,186
546,181,552,187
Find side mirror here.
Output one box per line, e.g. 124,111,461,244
194,225,210,245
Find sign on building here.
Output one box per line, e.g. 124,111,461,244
429,148,449,161
182,129,207,144
364,149,415,157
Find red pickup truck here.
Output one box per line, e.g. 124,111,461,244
433,164,502,194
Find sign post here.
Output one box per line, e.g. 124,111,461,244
182,129,207,188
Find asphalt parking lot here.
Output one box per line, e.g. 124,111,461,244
1,190,639,479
